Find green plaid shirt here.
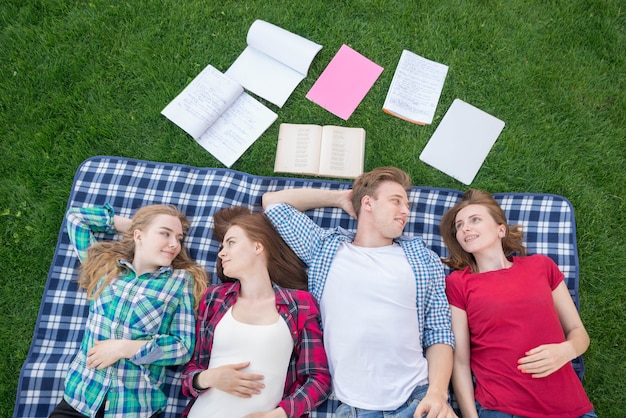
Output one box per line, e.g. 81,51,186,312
63,204,196,417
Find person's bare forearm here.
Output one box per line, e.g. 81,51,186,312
425,343,454,397
414,343,457,417
262,188,349,212
452,362,478,418
563,327,590,360
113,214,132,233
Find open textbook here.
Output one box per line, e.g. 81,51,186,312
419,99,505,185
383,50,448,125
225,20,322,107
161,65,277,168
274,123,365,179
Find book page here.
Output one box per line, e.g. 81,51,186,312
274,123,323,175
318,126,365,179
419,99,505,185
246,20,322,76
383,50,448,125
161,65,243,139
306,45,383,120
226,20,322,107
195,92,277,168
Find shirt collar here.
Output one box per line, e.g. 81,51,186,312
337,226,412,243
117,259,173,278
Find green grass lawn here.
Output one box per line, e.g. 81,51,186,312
1,0,624,416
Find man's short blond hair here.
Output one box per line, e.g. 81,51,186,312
351,167,412,217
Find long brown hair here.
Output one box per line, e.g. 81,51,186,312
213,206,308,290
351,167,412,217
440,189,526,272
79,204,208,313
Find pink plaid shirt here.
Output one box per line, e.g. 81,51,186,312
181,281,331,417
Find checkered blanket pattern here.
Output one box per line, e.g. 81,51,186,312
14,156,583,418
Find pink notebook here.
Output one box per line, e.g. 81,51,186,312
306,45,384,120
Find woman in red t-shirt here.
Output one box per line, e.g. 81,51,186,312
440,189,596,418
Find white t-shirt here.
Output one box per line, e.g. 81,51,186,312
320,242,428,410
188,307,293,418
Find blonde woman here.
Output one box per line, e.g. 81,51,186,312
50,203,208,418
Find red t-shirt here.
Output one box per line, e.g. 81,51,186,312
446,255,593,418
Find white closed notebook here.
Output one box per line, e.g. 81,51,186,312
419,99,505,185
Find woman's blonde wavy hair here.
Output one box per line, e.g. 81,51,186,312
78,204,208,313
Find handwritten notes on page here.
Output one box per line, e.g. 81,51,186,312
162,65,277,168
196,93,277,168
383,50,448,125
306,45,384,120
419,99,505,185
225,20,322,107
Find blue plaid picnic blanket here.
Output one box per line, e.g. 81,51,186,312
14,156,583,418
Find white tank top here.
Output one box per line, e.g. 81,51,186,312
187,306,293,418
320,242,428,410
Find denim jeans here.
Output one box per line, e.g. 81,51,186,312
475,401,598,418
335,384,429,418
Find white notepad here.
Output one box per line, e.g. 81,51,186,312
225,20,322,107
419,99,505,185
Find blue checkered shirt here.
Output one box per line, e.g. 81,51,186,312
265,203,454,350
63,204,196,417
